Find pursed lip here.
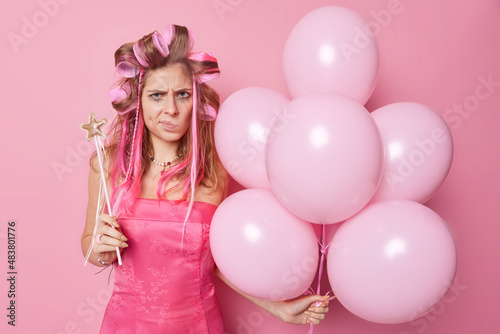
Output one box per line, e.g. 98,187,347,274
160,121,177,130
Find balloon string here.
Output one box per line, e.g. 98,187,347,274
308,224,333,334
316,224,329,294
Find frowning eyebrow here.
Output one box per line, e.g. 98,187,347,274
174,87,193,93
145,89,167,93
144,87,192,93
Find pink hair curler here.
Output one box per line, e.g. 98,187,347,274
133,41,149,67
163,24,175,44
108,82,137,114
200,105,217,121
152,31,169,57
116,61,140,78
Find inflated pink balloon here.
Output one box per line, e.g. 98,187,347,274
283,6,379,104
327,200,457,324
214,87,290,189
371,102,453,203
266,92,383,224
210,189,319,300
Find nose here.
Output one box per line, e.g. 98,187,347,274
164,94,179,116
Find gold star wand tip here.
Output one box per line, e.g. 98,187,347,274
79,111,108,141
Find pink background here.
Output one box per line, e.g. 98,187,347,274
1,0,499,333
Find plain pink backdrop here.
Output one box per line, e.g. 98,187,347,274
1,0,499,333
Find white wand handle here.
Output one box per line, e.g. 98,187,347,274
80,112,122,266
95,138,122,266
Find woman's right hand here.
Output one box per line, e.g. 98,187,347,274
92,214,128,265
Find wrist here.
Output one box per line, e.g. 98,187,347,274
95,252,117,266
260,300,287,322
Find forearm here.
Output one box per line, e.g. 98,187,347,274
213,266,283,319
214,266,330,325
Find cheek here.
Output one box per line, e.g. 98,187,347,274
178,102,193,125
141,107,158,131
142,103,160,119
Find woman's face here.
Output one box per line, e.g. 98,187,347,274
141,63,193,147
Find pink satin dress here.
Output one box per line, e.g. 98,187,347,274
100,198,226,334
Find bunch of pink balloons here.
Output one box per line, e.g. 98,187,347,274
211,5,457,325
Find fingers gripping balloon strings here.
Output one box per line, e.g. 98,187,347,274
80,112,123,266
307,224,336,333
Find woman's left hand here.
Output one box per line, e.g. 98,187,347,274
274,294,330,325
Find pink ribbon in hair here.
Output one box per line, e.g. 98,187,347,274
189,52,220,83
189,52,220,121
188,52,216,63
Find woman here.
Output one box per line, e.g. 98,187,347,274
81,24,329,333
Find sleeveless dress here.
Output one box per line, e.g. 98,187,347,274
100,198,226,334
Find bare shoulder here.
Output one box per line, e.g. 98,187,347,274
195,175,228,207
195,184,224,206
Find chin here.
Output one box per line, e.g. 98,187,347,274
162,133,184,143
